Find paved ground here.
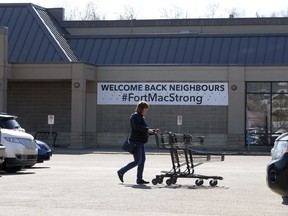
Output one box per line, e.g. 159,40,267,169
0,152,287,216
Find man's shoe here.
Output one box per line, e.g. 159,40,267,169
137,179,149,184
117,171,124,183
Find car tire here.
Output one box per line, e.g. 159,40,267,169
282,196,288,205
2,163,22,173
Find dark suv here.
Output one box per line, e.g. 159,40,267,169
267,132,288,201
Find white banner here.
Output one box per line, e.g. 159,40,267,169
97,82,228,105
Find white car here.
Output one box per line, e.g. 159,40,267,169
0,113,52,165
0,143,5,167
0,128,37,173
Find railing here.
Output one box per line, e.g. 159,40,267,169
34,131,58,147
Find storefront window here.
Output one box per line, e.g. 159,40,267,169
246,82,271,93
246,82,288,146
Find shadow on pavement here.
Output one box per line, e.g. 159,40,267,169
122,183,229,190
124,184,152,189
0,171,35,176
26,166,50,170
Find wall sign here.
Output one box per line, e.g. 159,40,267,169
48,115,54,125
97,82,228,105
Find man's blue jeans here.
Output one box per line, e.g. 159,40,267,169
118,143,146,181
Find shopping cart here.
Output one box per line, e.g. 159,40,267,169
152,131,225,186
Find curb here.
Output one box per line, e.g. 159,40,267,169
51,147,271,156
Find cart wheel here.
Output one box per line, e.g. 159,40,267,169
172,177,177,184
152,178,158,185
166,179,172,186
209,179,218,187
195,179,204,186
158,177,163,184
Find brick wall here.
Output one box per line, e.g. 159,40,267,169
7,81,71,145
96,104,228,148
97,105,227,133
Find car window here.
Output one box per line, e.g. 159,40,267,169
0,118,21,129
272,140,288,160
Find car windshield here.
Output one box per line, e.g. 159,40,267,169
272,140,288,160
0,117,21,129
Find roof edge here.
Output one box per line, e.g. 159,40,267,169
61,17,288,28
65,32,288,39
0,3,46,9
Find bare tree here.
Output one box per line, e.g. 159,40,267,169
270,12,279,17
205,3,245,18
279,9,288,17
205,2,220,18
65,1,105,20
255,9,288,18
160,5,188,19
227,8,244,18
118,5,137,20
79,1,102,20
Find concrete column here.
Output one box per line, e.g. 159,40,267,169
85,81,96,132
85,81,97,146
227,66,246,146
71,64,87,147
228,66,245,133
0,27,8,113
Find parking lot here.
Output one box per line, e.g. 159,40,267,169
0,152,287,216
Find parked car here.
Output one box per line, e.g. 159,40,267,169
0,128,37,173
0,113,52,164
267,132,288,199
271,129,287,146
0,113,22,131
35,140,52,163
246,127,268,145
0,143,5,167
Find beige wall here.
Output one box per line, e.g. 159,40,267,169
0,27,8,112
96,66,228,81
3,61,288,149
245,66,288,81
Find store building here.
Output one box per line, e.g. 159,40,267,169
1,3,288,150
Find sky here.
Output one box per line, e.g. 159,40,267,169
0,0,288,19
